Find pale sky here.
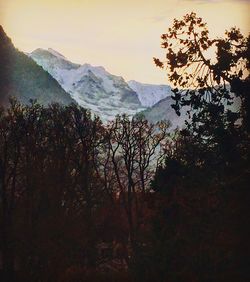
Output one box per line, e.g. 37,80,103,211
1,0,249,84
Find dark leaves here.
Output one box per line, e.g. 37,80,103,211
153,57,164,68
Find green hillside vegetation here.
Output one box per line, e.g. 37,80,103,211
0,26,74,106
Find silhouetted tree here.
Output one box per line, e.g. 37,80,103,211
0,100,108,281
154,12,249,134
103,115,168,252
147,12,250,282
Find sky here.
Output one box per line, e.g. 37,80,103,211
0,0,249,84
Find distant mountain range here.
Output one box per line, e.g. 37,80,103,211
29,48,178,122
0,26,74,106
29,48,144,121
0,25,186,127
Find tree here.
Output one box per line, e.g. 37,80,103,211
101,115,168,251
0,99,25,280
149,12,250,282
154,11,250,183
154,12,249,133
0,100,109,280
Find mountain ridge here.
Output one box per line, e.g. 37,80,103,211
29,48,144,121
0,25,182,126
0,26,75,106
29,48,176,122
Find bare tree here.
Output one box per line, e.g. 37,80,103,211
100,115,169,250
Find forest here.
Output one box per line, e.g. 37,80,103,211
0,13,249,282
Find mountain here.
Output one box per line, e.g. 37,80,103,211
128,80,171,107
0,27,184,126
0,26,74,106
29,48,144,121
138,96,188,129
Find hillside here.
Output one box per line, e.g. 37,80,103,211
0,26,74,106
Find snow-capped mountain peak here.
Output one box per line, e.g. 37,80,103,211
47,48,67,60
29,48,175,123
128,80,172,107
29,48,143,122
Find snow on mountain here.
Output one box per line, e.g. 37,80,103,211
47,48,67,60
29,48,144,122
29,48,179,124
128,80,172,107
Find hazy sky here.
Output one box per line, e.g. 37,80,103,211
1,0,249,84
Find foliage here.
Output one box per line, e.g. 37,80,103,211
154,12,250,134
145,12,250,282
0,100,168,281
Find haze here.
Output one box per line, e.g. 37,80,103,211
1,0,249,84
